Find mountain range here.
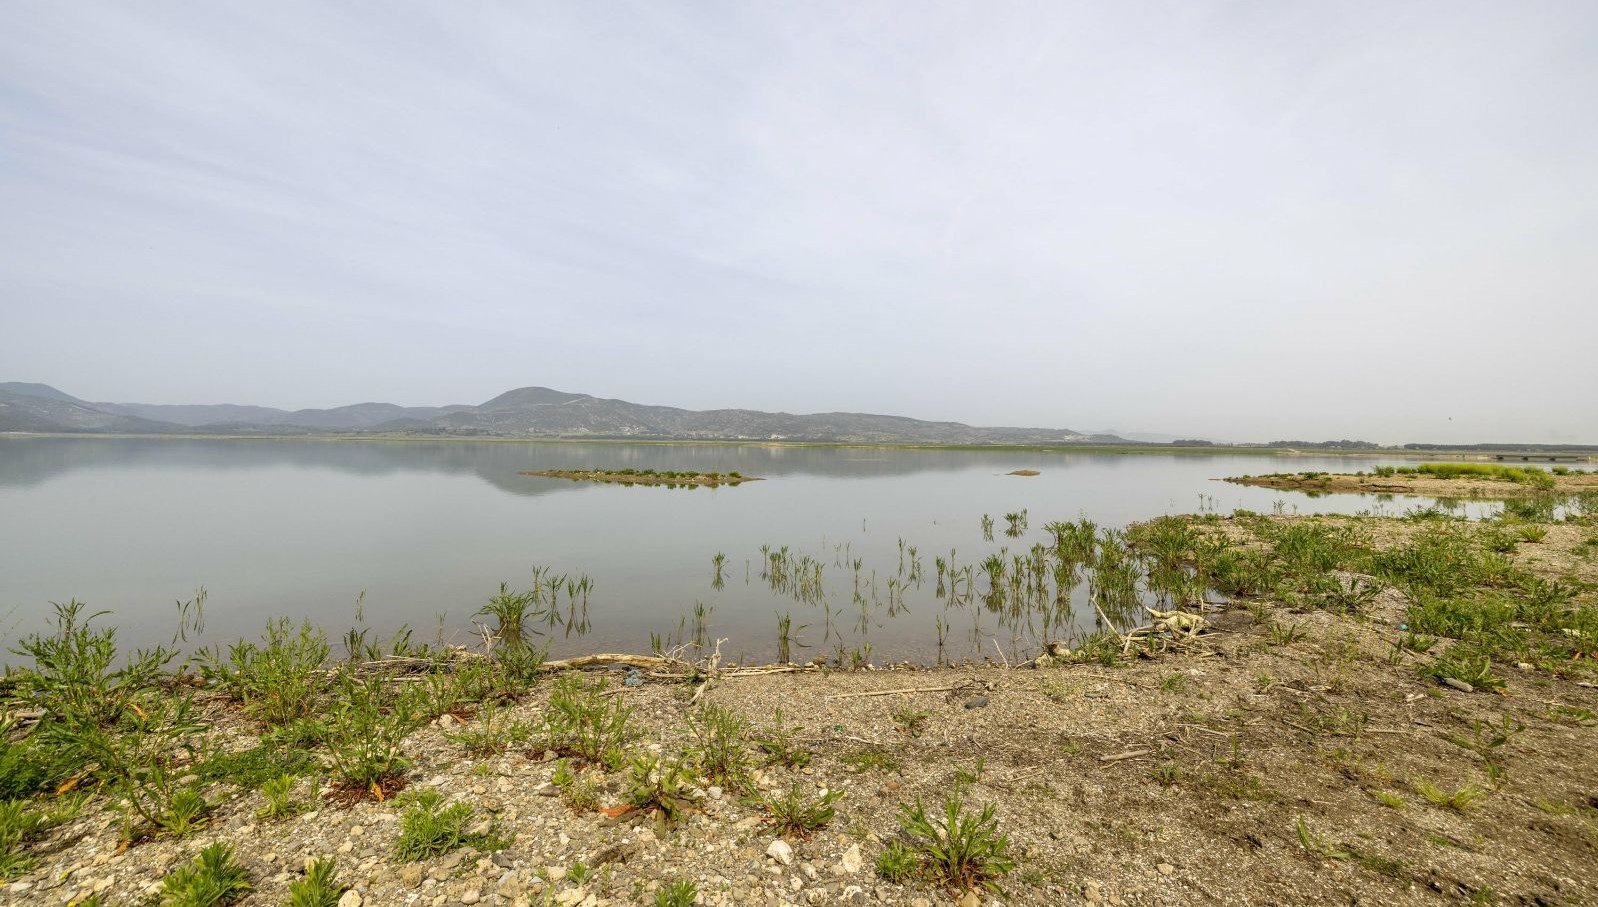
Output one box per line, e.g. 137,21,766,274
0,382,1127,445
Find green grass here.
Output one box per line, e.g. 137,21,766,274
1413,778,1486,812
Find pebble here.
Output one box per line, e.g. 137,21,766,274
766,839,794,866
337,891,363,907
1158,862,1174,876
839,844,862,875
964,695,990,709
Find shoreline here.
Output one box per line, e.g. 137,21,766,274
1226,469,1598,498
2,510,1595,905
5,432,1597,460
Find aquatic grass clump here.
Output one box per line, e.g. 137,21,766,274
1413,462,1557,488
476,582,546,650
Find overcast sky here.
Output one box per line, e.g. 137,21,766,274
2,2,1595,443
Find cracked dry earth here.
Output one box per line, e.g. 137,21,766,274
9,533,1598,906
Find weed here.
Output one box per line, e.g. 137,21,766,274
841,749,901,774
394,789,502,861
624,754,698,825
47,686,209,839
752,709,811,769
875,840,919,883
318,670,424,798
447,697,533,757
1372,790,1405,810
1419,642,1505,692
1267,621,1306,647
890,706,930,738
688,705,753,791
196,619,328,725
892,795,1015,892
194,743,317,789
1413,778,1486,812
287,857,344,907
655,880,697,907
159,842,251,907
11,600,176,734
258,773,308,820
477,582,547,650
1150,762,1182,787
542,674,633,770
762,783,842,838
0,795,82,880
550,759,601,812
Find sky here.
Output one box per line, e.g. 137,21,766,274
2,2,1595,444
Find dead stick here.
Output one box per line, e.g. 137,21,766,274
826,685,959,700
1099,748,1153,763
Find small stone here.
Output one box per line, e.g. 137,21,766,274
958,890,981,907
491,852,515,869
1442,677,1475,693
766,839,794,866
1157,863,1174,876
337,891,363,907
461,889,481,905
399,865,424,887
839,844,862,875
963,695,989,709
497,871,521,897
708,785,724,801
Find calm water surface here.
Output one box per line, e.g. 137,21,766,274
0,438,1455,664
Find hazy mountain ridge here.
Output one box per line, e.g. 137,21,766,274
0,383,1121,444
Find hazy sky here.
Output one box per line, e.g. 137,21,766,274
3,2,1595,443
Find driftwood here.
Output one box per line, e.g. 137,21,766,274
538,653,673,672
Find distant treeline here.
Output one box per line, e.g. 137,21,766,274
1263,440,1383,450
1402,443,1598,453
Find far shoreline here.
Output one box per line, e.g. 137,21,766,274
4,431,1596,461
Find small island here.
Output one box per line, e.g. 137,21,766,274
1226,462,1598,498
519,468,760,487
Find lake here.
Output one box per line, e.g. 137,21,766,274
0,438,1459,665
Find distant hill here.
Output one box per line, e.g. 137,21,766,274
0,382,1123,445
